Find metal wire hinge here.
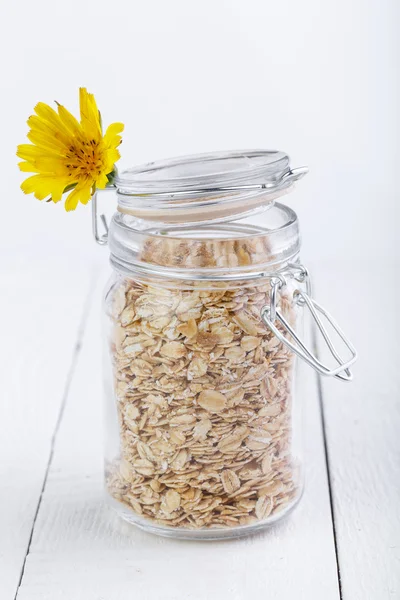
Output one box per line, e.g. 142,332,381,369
261,266,357,381
92,191,109,245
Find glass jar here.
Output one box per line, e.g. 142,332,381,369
99,150,356,539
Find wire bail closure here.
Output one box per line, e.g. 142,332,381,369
92,187,357,381
261,266,357,381
92,191,109,246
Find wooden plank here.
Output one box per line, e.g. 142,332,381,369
0,256,95,600
313,262,400,600
16,274,340,600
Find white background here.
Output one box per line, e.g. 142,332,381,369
1,2,399,600
2,0,399,267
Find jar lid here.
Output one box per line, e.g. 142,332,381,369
114,150,307,224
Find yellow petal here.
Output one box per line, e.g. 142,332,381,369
21,174,69,201
28,116,72,149
27,130,67,154
17,144,44,161
28,115,55,135
18,161,40,173
64,180,92,211
51,178,71,203
103,148,121,172
103,123,123,157
34,102,71,138
95,172,109,189
104,122,124,140
33,157,69,176
17,144,63,162
79,183,93,205
64,186,81,211
57,104,82,136
79,87,101,140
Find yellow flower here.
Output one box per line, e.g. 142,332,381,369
17,88,124,211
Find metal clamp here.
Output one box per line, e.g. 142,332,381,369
92,191,109,246
280,167,309,186
261,268,357,381
268,275,287,322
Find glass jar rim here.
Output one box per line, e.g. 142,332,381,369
108,202,301,284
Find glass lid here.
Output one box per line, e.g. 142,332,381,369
114,150,307,225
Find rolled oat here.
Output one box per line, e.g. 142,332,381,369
105,237,301,531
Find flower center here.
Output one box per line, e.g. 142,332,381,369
65,139,104,180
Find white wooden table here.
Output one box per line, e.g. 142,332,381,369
1,256,399,600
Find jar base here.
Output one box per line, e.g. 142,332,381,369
106,490,303,540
